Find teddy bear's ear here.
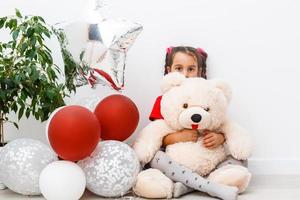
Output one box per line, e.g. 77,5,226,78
209,79,232,103
160,72,186,94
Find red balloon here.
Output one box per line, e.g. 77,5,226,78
94,94,139,141
48,105,100,161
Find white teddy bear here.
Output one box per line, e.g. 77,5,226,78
133,72,253,199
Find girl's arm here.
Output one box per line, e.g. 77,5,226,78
163,130,225,148
162,129,199,147
202,131,225,149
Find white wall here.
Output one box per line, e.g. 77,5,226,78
1,0,300,174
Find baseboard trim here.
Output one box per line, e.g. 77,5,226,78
248,158,300,175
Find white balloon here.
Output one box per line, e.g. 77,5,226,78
39,161,86,200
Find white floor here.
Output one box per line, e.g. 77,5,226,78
0,175,300,200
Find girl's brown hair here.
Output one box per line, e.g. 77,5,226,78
164,46,208,79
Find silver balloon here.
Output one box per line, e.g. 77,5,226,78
55,18,143,90
0,138,58,195
0,147,6,190
75,94,102,111
78,140,140,197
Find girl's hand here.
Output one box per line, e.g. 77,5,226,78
202,131,225,149
163,129,198,147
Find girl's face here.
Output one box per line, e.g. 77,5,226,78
167,52,201,78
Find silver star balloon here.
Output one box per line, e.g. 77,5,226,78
55,18,143,91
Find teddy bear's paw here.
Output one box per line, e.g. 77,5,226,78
135,149,152,166
133,168,174,198
195,159,216,176
228,140,252,160
134,142,155,166
207,164,251,193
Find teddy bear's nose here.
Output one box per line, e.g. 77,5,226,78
191,114,202,123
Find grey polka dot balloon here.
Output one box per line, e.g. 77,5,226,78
0,138,58,195
78,140,140,197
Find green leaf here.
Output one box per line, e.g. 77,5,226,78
44,30,51,38
40,74,48,81
37,36,43,45
26,27,34,37
0,90,5,100
37,16,45,23
20,90,27,101
34,26,42,35
13,122,19,129
14,74,21,84
0,17,7,29
32,16,39,22
46,89,55,99
34,111,39,120
25,108,30,118
18,106,24,120
11,101,18,113
31,67,39,81
44,45,51,53
8,19,18,30
79,51,85,61
28,49,37,60
15,9,22,18
31,36,36,46
5,20,10,28
17,98,25,107
12,30,19,40
21,43,27,54
38,109,44,120
31,99,37,109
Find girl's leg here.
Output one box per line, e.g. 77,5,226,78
150,151,238,200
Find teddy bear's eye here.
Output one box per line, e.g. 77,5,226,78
204,107,210,112
183,103,188,109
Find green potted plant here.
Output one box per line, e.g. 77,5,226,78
0,9,76,146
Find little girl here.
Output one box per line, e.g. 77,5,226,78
143,46,249,199
150,46,225,150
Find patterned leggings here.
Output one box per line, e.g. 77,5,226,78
149,151,247,200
